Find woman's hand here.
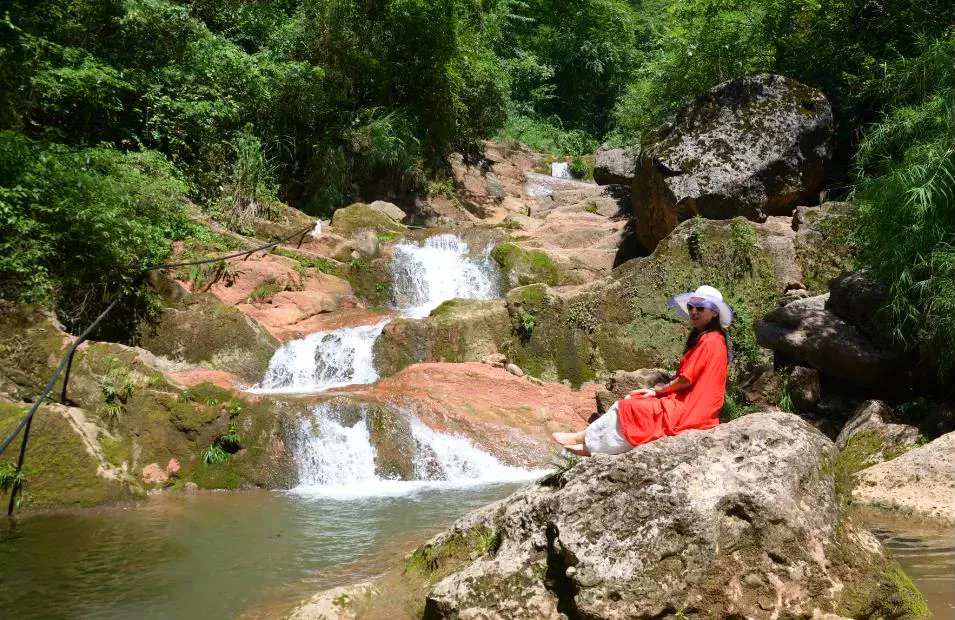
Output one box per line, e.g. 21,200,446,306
628,388,656,399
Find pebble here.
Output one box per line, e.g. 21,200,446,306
506,363,524,377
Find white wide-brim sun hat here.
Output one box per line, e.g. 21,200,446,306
667,285,734,327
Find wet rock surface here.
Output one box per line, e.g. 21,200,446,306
416,412,916,618
632,74,834,250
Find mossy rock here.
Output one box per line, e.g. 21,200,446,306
499,217,787,385
340,257,392,308
490,243,564,290
0,302,70,402
503,285,599,387
0,403,143,511
373,300,510,376
139,292,279,383
250,201,315,242
331,203,407,235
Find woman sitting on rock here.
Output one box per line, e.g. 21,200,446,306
553,285,733,456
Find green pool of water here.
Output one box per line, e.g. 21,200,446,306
0,485,520,620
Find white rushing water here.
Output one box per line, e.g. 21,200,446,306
250,234,499,393
249,321,388,394
390,234,499,318
290,402,540,498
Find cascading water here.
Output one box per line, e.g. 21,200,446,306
290,402,540,498
250,234,499,393
390,234,499,319
249,321,388,394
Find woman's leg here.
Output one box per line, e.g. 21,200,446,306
552,430,586,446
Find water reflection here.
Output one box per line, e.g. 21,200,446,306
0,485,521,620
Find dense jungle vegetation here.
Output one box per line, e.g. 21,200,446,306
0,0,952,369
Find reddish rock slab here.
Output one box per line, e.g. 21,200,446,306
167,368,242,390
348,362,600,467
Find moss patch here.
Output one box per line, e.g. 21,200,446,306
373,300,510,376
331,203,407,235
491,243,563,290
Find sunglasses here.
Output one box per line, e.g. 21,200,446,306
686,304,710,313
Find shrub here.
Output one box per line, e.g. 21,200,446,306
0,132,187,338
851,36,954,382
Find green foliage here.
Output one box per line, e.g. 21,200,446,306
496,114,599,156
0,462,25,493
851,36,955,381
776,371,794,413
474,526,502,557
201,443,230,465
246,279,284,303
719,384,757,422
224,128,278,232
516,310,536,341
0,131,187,337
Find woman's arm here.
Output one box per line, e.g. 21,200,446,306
629,375,691,398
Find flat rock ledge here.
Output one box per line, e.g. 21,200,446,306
853,432,955,525
412,412,920,618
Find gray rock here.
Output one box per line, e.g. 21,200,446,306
350,230,380,259
183,482,199,494
788,366,820,411
854,432,955,524
421,412,906,617
835,400,919,451
740,365,782,408
827,269,887,340
755,294,905,389
596,368,670,413
632,74,834,250
368,200,406,223
506,363,524,377
593,145,636,185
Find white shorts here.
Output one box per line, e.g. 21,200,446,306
584,403,634,455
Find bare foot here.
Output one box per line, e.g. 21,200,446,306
564,443,591,457
552,431,582,446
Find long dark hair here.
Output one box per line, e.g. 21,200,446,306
684,316,733,363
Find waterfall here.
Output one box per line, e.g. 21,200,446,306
289,403,540,498
289,403,381,488
249,321,388,394
250,233,499,394
390,234,499,318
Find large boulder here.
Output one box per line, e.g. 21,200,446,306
593,144,636,186
350,362,600,468
853,431,955,525
330,203,406,235
373,300,511,376
633,74,834,250
503,216,804,385
413,412,923,618
755,294,907,390
140,292,280,383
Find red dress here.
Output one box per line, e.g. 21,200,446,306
616,331,728,447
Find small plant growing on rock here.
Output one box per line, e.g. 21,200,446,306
516,310,536,341
101,359,133,419
201,443,230,465
474,527,502,557
0,462,24,493
246,278,284,303
776,371,795,413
